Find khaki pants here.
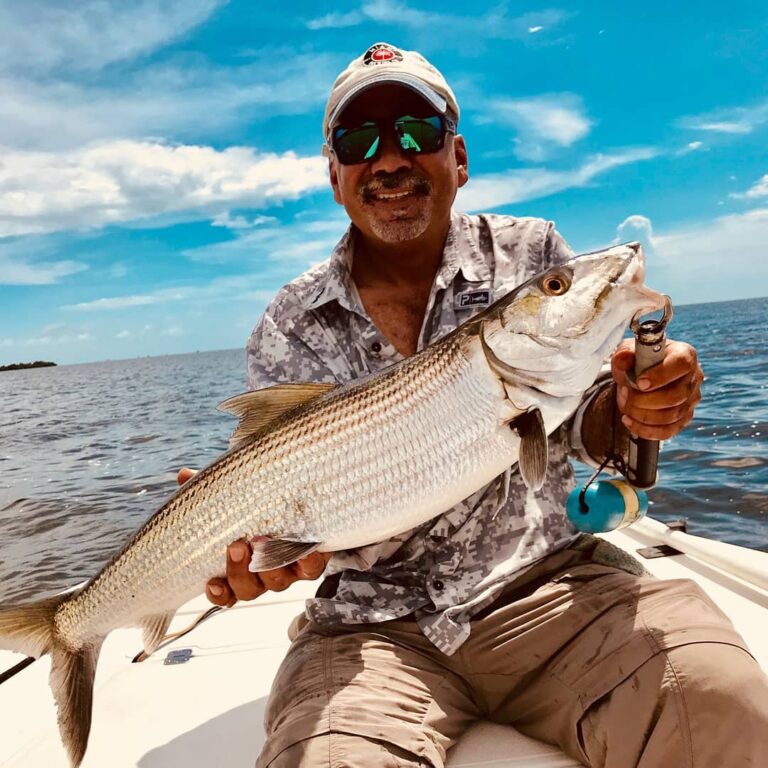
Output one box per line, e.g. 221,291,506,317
256,543,768,767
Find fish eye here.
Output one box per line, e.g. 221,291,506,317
538,269,572,296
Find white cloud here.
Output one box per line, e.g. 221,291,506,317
185,215,348,269
677,101,768,135
0,1,225,75
457,148,659,211
109,263,130,279
528,26,544,33
630,209,768,303
305,1,570,41
65,288,194,312
0,257,86,285
306,10,366,30
732,174,768,199
41,322,66,335
116,330,131,339
0,141,328,238
613,215,656,253
211,212,279,230
479,94,592,161
0,52,338,153
0,239,87,285
674,141,705,156
691,122,752,134
0,332,93,347
63,272,295,314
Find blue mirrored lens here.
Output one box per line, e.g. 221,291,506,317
333,115,445,164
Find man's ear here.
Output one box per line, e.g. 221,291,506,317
453,134,469,188
328,156,343,205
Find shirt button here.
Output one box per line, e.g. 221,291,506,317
371,341,382,353
432,579,445,591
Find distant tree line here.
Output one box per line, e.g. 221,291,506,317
0,361,57,372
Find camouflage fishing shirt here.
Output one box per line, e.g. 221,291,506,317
246,211,607,656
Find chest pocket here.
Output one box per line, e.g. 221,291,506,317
453,281,494,325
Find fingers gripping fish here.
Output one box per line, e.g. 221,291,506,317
0,243,665,766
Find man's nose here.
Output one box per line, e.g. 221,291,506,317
369,127,412,175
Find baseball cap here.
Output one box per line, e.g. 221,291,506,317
323,42,460,141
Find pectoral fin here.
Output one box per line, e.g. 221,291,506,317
248,539,322,573
513,408,548,491
141,611,176,656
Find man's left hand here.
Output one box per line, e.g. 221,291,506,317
611,339,704,441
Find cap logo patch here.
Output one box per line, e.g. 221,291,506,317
364,43,403,65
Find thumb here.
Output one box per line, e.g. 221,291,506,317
177,467,197,486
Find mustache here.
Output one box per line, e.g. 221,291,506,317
360,173,431,201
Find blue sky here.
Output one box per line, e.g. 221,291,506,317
1,1,767,366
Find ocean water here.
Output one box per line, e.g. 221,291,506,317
1,297,766,605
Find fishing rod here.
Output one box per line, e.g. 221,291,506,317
566,296,674,533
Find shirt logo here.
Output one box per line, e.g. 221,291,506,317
363,44,404,65
455,289,492,309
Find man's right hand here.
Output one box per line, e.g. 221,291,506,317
177,467,332,607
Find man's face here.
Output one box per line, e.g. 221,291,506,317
328,84,468,246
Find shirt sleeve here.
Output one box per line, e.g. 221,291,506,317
568,366,616,469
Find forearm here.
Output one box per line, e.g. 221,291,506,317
580,382,631,467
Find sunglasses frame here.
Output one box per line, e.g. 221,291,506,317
330,113,457,166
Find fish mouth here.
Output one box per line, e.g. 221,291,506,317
571,242,666,343
613,242,667,315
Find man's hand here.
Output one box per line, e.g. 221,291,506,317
176,467,332,607
611,339,703,441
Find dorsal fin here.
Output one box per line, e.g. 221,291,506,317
218,383,336,449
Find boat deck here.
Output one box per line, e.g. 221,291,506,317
1,520,766,767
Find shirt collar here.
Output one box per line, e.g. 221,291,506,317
438,210,492,287
301,226,363,313
301,211,492,312
450,210,492,283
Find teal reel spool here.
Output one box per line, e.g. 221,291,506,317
566,479,648,533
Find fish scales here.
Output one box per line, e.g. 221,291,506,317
55,332,505,646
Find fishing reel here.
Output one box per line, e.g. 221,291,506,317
566,297,674,533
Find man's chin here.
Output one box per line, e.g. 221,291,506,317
366,214,430,244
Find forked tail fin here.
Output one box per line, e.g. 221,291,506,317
0,596,103,767
50,639,103,766
0,594,65,657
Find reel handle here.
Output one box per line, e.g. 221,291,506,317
626,297,673,489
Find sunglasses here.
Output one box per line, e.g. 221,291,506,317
331,114,456,165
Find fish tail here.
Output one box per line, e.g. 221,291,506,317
0,594,65,657
50,639,103,767
0,595,102,767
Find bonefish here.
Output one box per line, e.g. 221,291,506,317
0,243,664,766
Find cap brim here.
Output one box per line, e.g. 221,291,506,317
326,73,448,137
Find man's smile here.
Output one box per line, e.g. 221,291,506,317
370,190,413,201
360,176,431,205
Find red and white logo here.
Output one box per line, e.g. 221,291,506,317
363,44,403,65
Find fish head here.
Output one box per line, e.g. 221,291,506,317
480,242,667,398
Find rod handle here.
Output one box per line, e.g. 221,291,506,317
626,299,672,489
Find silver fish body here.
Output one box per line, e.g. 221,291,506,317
0,242,665,766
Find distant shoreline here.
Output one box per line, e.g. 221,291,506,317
0,361,57,372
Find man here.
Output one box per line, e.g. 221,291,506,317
183,43,768,767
